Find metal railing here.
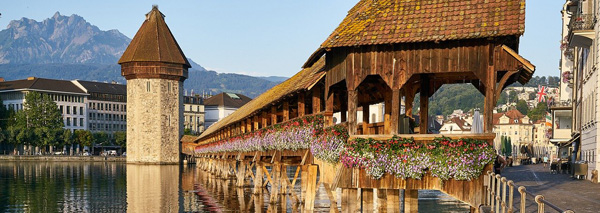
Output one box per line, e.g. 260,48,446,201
569,13,595,31
486,171,575,213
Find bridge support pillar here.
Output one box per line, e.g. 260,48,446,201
386,189,401,212
404,189,419,213
362,189,374,212
341,188,360,212
254,161,264,194
236,160,247,187
270,163,282,203
303,164,318,212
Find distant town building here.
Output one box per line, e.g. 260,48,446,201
73,80,127,136
0,77,88,131
183,95,205,135
439,117,471,134
492,109,534,155
204,92,251,128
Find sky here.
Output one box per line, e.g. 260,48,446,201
0,0,563,78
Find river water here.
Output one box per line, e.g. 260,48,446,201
0,162,470,212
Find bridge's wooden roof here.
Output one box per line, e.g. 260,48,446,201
196,58,326,141
118,6,190,68
305,0,526,67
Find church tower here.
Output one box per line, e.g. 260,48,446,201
119,5,190,164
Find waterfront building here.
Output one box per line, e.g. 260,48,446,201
204,92,251,128
73,80,127,136
559,0,598,181
0,77,88,131
492,110,534,158
183,95,205,135
119,6,189,164
533,120,554,158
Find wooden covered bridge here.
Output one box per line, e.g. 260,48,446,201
192,0,535,212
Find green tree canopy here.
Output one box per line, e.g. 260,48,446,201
8,92,63,147
516,100,529,115
114,131,126,148
74,130,94,148
527,101,549,122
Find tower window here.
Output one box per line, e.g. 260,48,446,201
147,81,151,92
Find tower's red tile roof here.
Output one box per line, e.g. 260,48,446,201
118,6,190,68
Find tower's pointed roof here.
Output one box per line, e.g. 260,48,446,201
118,5,191,68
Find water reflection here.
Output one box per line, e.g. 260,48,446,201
0,162,470,212
126,164,181,212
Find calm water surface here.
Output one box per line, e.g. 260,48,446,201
0,162,469,212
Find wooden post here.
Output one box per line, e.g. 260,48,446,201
386,189,400,212
405,87,415,118
271,105,277,125
326,90,335,126
419,75,429,134
283,101,290,121
254,161,264,194
298,93,306,117
348,90,358,135
246,118,252,132
301,165,308,203
262,112,268,127
270,163,281,203
362,189,374,212
384,90,392,134
484,68,496,133
390,89,401,135
312,86,322,113
342,188,360,213
253,116,259,130
362,104,370,134
375,189,387,212
236,161,246,187
405,189,419,213
303,165,318,212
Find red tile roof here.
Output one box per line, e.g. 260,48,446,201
321,0,526,48
118,6,190,68
493,109,526,125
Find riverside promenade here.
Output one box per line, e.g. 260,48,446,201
502,163,600,212
0,155,125,162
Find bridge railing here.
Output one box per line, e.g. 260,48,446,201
486,171,575,213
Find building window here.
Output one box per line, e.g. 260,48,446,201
60,106,63,114
67,106,71,114
66,118,71,126
80,118,84,127
73,119,77,127
147,81,151,92
73,107,77,115
80,107,83,115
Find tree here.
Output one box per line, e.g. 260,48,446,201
516,100,529,115
74,130,94,153
93,132,109,145
114,131,126,149
508,91,518,103
528,101,549,122
506,137,513,157
184,128,193,135
11,92,63,153
528,92,537,101
497,91,508,105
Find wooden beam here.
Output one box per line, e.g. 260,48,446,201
386,189,400,212
254,161,264,194
253,116,259,130
419,75,430,134
283,101,290,121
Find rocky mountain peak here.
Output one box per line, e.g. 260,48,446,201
0,12,130,64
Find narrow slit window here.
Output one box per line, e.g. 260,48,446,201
147,81,151,92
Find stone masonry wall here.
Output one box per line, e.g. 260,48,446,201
127,78,183,164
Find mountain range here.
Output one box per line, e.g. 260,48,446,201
0,12,285,97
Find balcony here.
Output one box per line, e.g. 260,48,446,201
549,100,572,109
569,13,596,47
